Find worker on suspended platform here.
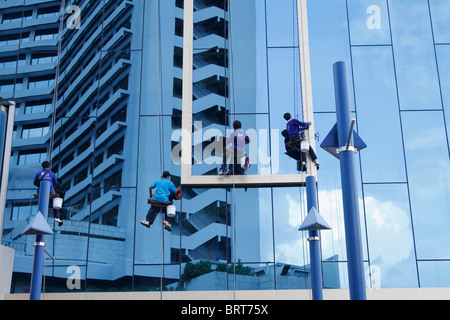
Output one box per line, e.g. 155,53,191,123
218,120,250,176
283,113,319,171
140,171,181,231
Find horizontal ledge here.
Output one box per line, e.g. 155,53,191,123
181,174,308,188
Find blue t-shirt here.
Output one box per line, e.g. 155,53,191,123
33,169,58,193
151,178,177,203
286,119,310,138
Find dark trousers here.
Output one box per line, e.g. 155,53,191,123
145,192,176,224
221,152,244,175
145,206,172,225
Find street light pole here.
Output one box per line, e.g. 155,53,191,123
29,179,51,300
332,61,367,300
320,61,367,300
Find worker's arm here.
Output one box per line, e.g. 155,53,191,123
149,187,153,198
149,181,156,198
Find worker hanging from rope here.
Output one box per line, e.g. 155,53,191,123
282,113,319,171
33,160,65,226
218,120,250,176
140,171,181,231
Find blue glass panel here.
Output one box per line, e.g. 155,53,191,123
435,45,450,151
418,261,450,288
352,46,406,182
363,183,418,288
389,0,442,110
230,187,274,263
401,111,450,259
266,0,298,47
429,0,450,44
347,0,391,45
272,185,315,290
307,0,354,112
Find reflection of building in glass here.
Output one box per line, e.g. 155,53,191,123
0,0,449,297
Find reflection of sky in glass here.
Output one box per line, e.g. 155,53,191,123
352,46,406,182
347,0,391,45
309,0,450,288
429,0,450,44
307,0,354,112
401,111,450,259
389,0,442,110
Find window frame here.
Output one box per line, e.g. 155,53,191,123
180,0,317,187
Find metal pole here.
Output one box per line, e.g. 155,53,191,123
305,175,323,300
29,179,51,300
333,61,366,300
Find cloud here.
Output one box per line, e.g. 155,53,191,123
276,189,414,271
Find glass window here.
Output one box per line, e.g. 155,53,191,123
363,184,418,288
18,149,47,165
352,46,406,182
0,55,26,69
307,0,354,112
435,45,450,151
272,187,310,288
265,0,298,47
429,0,450,44
25,99,53,114
28,75,55,89
230,187,274,264
389,0,442,110
34,28,59,40
21,123,49,138
401,111,450,259
347,0,391,45
418,261,450,287
31,52,58,65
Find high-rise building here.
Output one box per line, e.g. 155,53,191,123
0,0,449,298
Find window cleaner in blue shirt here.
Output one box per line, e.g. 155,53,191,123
218,120,250,175
33,161,58,193
283,113,319,171
140,171,181,231
33,161,65,226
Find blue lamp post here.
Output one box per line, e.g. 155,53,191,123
321,61,367,300
22,179,53,300
299,176,331,300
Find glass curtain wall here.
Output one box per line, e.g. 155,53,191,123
309,0,450,288
2,0,449,295
1,0,315,294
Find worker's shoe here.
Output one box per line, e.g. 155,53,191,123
140,220,151,228
302,161,307,172
163,220,172,231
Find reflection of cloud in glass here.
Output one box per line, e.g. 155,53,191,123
389,0,442,110
364,196,413,266
276,190,414,270
405,127,447,151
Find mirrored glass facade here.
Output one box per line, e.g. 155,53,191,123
0,0,449,295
